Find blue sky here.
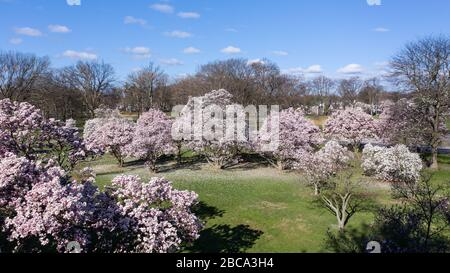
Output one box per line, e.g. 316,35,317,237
1,0,450,81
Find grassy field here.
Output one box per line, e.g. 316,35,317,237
76,112,450,252
76,154,450,253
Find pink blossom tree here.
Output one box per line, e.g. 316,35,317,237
258,108,323,170
294,141,352,195
174,89,251,169
0,153,201,253
126,109,175,172
0,99,88,170
107,175,201,253
324,108,378,152
84,109,135,167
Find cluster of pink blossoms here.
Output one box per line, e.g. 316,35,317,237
125,109,175,172
257,108,323,170
324,108,378,151
0,153,201,253
0,99,89,170
83,108,135,166
293,141,352,195
174,89,251,169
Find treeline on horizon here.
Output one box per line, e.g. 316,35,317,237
0,50,405,121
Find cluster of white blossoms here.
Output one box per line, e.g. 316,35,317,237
362,144,423,183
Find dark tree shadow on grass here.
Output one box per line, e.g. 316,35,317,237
225,153,271,171
158,155,206,173
187,202,263,253
187,224,264,253
123,159,146,168
192,202,225,221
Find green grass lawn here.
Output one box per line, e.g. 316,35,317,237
77,154,449,253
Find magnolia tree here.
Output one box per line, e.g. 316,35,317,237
362,144,423,183
320,173,365,232
84,108,135,167
126,109,175,172
0,99,88,170
324,108,378,152
257,108,323,170
108,175,201,253
0,153,201,253
173,89,251,169
294,141,352,195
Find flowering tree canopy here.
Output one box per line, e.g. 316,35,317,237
84,108,135,167
174,89,250,169
362,144,423,183
126,109,175,172
258,108,323,170
108,175,201,253
294,141,352,195
0,99,88,170
0,153,201,253
324,108,378,151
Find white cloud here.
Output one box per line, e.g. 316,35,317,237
284,65,323,75
160,58,184,66
15,27,42,37
67,0,81,6
48,25,71,33
164,30,192,38
183,47,201,54
221,46,241,54
337,64,364,74
123,47,151,59
124,16,147,26
367,0,381,6
373,27,390,32
63,50,97,60
150,3,174,14
272,50,288,56
9,38,23,45
303,65,323,74
177,12,200,19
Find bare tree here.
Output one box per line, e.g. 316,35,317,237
338,77,363,107
59,61,115,118
31,71,85,120
173,58,304,107
390,36,450,169
0,51,50,101
359,78,384,115
309,76,335,115
198,59,256,105
124,63,168,114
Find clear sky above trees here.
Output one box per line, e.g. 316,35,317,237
1,0,450,80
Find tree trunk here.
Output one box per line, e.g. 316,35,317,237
176,143,183,165
277,161,285,171
338,220,345,232
430,146,439,170
314,185,320,196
